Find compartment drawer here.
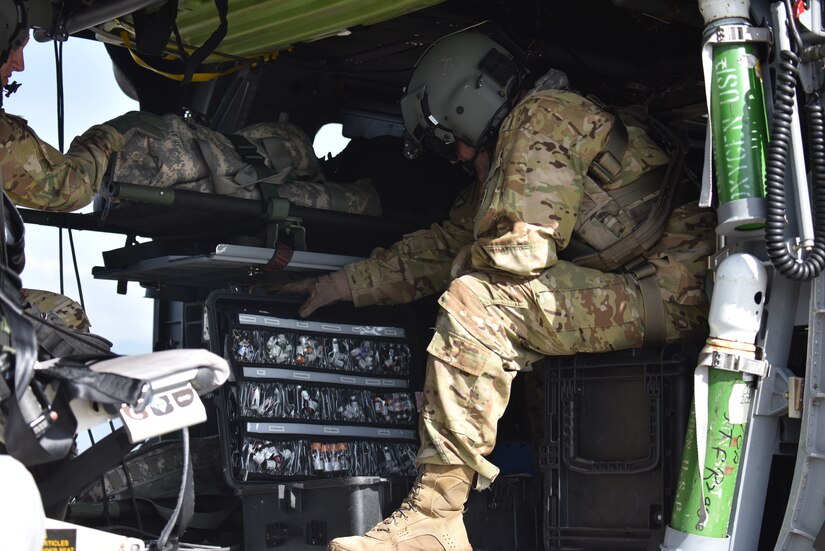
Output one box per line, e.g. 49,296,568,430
206,291,422,487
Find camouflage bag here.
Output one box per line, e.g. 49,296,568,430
21,289,113,360
72,436,238,531
109,115,382,216
74,436,230,503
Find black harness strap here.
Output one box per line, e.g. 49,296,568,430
180,0,228,90
37,427,135,509
577,111,687,349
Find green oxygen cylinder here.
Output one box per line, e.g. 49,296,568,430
670,370,750,536
665,253,767,547
703,2,770,235
710,40,768,205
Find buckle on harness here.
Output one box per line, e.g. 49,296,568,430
589,150,623,185
226,134,267,166
627,259,655,279
587,111,629,185
625,260,665,348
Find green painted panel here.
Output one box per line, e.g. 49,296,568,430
170,0,445,59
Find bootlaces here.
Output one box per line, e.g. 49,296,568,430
380,482,423,528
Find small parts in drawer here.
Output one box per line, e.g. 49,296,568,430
263,333,293,364
246,441,300,477
232,330,259,362
239,381,416,425
350,340,379,371
346,340,411,376
373,393,416,424
381,342,412,375
311,442,350,473
230,328,411,376
295,335,324,366
327,337,351,369
337,393,368,423
238,437,418,479
300,387,322,418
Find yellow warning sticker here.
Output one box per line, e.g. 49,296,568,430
43,528,76,551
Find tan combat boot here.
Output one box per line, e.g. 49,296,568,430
328,464,475,551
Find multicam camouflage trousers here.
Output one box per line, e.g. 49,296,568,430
416,261,708,489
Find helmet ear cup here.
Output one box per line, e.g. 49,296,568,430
400,31,525,156
0,0,27,70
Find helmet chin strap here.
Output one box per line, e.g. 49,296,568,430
457,157,476,176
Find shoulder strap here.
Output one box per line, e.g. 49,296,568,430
588,113,628,186
572,110,686,272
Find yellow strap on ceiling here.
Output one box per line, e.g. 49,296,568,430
120,31,279,82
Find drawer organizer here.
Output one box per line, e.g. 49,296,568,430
206,292,421,485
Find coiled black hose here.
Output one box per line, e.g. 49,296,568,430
764,49,825,280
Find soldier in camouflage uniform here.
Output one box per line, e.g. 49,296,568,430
0,33,166,213
0,32,165,338
283,31,715,551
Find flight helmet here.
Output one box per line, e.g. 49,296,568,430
400,31,525,160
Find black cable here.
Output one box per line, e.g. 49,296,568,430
53,39,64,154
784,0,804,52
168,0,188,64
86,429,112,527
154,428,190,551
764,49,825,280
120,459,144,533
112,418,144,534
0,199,10,276
67,229,85,312
58,226,64,296
53,38,67,296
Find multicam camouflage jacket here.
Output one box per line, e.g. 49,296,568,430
0,111,122,212
345,89,715,308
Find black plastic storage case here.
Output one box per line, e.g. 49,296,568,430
541,344,697,551
464,474,544,550
205,291,421,550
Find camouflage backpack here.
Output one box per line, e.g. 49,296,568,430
561,102,686,272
